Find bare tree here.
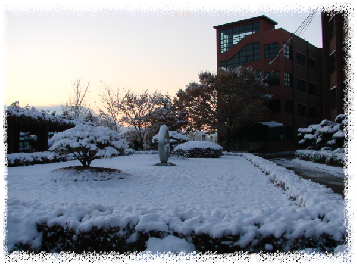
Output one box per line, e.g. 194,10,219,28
98,82,122,132
62,79,91,118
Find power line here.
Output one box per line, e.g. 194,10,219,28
263,9,318,82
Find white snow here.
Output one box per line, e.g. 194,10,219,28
5,105,93,126
173,141,223,151
5,153,346,254
145,235,196,254
157,125,169,143
291,159,345,177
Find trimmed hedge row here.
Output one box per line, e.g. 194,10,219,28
11,222,344,254
295,149,345,167
6,149,136,167
6,152,76,167
172,147,223,158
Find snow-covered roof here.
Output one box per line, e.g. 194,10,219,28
5,105,95,126
260,121,283,128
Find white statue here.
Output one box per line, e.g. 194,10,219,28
155,125,176,166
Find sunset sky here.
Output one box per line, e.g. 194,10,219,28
3,1,327,114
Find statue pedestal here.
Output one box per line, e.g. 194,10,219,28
154,162,176,166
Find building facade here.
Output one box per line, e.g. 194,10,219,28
213,15,324,152
321,12,348,121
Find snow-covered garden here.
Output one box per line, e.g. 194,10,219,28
6,149,347,259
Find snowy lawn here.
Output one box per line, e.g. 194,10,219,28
6,153,346,254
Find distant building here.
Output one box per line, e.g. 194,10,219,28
188,131,218,143
213,15,324,152
321,12,348,121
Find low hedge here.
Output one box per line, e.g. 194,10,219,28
295,149,345,167
172,141,223,158
6,149,134,167
10,222,344,254
6,152,76,167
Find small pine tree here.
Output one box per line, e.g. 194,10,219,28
49,125,128,167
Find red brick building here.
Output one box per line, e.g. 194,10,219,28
213,15,324,152
321,12,348,121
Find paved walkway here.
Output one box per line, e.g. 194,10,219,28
254,152,346,198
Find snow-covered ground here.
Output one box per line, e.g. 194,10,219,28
290,158,345,177
5,153,348,259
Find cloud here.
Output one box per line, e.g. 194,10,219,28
170,11,197,18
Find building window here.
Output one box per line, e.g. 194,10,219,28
285,126,294,140
285,100,293,114
284,72,292,87
308,58,316,71
309,107,317,119
283,43,292,60
297,79,306,92
298,104,307,117
296,53,305,66
330,51,336,73
309,83,317,95
264,42,279,59
220,22,260,53
264,71,280,86
269,99,281,113
220,42,260,69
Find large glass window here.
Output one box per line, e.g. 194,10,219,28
220,22,260,53
264,42,280,59
220,42,260,69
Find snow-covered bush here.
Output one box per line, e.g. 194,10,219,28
298,114,347,150
49,125,128,167
172,141,223,158
6,151,76,167
297,114,346,167
295,149,345,167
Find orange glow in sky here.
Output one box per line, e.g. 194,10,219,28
3,1,324,114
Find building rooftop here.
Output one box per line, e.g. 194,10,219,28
213,15,278,29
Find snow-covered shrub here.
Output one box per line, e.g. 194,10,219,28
296,114,346,167
172,141,223,158
6,151,76,167
295,149,345,167
124,148,136,155
298,114,347,150
49,125,128,167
